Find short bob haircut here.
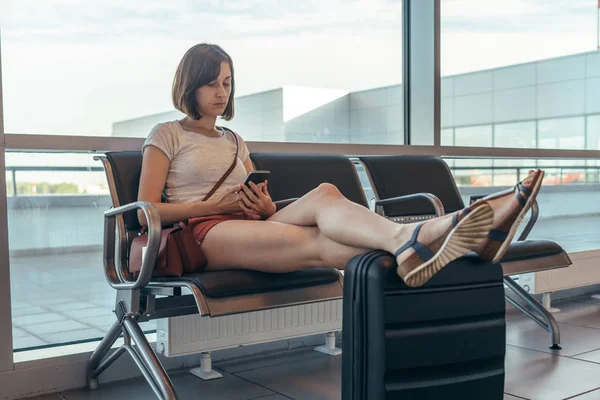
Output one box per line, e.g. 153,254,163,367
172,43,235,121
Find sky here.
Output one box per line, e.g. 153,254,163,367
0,0,598,137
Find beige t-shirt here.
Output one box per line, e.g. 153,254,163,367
142,121,250,204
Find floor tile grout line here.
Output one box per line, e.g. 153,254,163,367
505,343,574,357
219,352,326,374
12,324,50,344
562,387,600,399
246,394,294,400
232,371,294,399
508,343,600,368
568,347,600,359
566,355,600,367
14,304,117,342
559,321,600,330
504,343,600,366
504,393,529,400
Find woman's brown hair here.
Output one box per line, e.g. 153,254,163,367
172,43,235,120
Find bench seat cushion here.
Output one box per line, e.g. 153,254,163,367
502,240,564,263
156,268,341,298
500,240,571,276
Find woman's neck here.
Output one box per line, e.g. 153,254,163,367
181,116,217,131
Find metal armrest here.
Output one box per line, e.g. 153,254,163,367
517,200,539,241
104,201,162,290
374,193,445,218
470,195,539,241
275,198,299,211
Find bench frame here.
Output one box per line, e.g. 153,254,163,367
87,155,344,400
354,158,566,349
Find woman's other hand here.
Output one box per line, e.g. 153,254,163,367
213,186,243,214
239,181,277,218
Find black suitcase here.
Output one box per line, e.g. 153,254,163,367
342,251,506,400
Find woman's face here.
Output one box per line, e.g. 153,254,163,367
195,61,232,118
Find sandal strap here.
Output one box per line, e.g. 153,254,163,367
518,183,532,196
515,185,527,207
394,223,435,262
452,207,472,227
488,229,508,242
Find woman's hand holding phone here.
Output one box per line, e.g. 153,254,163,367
239,181,277,219
213,186,244,214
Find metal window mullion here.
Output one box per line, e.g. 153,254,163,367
0,30,15,373
403,0,411,145
433,0,441,147
404,0,437,146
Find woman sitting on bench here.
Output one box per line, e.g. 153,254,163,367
137,43,544,287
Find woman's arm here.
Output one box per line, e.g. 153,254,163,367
137,146,223,226
243,157,254,175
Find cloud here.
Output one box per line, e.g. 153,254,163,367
0,0,401,42
0,0,597,136
442,0,596,33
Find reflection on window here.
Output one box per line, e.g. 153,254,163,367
454,125,492,147
587,115,600,150
494,122,536,148
1,1,403,145
446,158,600,254
441,128,454,146
587,115,600,170
538,117,585,150
447,156,598,188
441,0,596,151
7,152,153,352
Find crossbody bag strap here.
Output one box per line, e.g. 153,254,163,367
201,126,239,202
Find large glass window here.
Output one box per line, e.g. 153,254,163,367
6,152,155,351
588,115,600,150
538,117,585,150
444,157,600,253
0,1,403,144
1,1,405,354
494,121,536,149
441,0,598,149
454,125,492,147
441,128,454,146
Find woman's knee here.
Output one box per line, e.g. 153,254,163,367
313,183,343,200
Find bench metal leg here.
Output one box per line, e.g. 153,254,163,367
504,276,561,350
87,319,123,390
122,317,179,400
314,332,342,356
87,316,179,400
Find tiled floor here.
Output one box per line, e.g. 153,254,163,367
21,296,600,400
9,250,155,350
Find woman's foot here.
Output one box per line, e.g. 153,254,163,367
457,169,545,263
394,202,494,287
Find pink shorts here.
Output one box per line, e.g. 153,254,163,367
189,212,262,269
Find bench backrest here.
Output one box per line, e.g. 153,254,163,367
105,151,144,230
250,153,369,207
104,152,370,232
359,156,465,216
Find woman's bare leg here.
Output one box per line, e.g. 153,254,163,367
202,220,369,272
268,183,459,265
202,186,492,286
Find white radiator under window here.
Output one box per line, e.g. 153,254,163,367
156,299,343,357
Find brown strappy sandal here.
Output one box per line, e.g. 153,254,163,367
479,169,544,263
453,169,545,264
395,202,493,287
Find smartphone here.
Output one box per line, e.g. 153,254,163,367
243,170,270,188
